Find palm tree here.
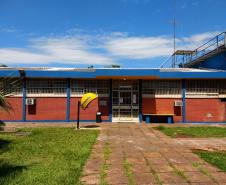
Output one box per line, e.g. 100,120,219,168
0,93,11,111
0,68,23,112
0,77,18,112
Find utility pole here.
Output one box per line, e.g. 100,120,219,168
172,16,176,68
172,0,176,68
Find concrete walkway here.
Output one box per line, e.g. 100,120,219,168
81,123,226,185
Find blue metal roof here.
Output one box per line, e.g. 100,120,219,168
0,67,226,79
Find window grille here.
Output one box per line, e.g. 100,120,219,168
142,80,181,97
71,80,109,96
0,78,22,96
186,80,226,98
26,79,67,96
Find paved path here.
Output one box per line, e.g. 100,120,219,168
81,123,226,185
175,138,226,151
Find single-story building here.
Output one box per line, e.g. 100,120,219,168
1,67,226,123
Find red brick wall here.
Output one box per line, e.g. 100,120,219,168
186,99,226,122
0,97,22,120
26,97,67,120
142,98,182,122
70,97,109,121
98,97,110,121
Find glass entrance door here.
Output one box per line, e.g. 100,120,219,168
112,80,139,122
119,90,132,121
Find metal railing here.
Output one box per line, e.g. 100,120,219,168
160,32,226,68
184,31,226,65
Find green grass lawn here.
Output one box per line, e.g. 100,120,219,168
194,151,226,172
155,126,226,138
0,127,99,185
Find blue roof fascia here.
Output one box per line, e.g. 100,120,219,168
1,69,226,79
0,70,20,77
22,69,226,79
159,71,226,79
24,69,161,78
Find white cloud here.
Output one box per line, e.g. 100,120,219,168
0,49,53,64
0,30,220,66
105,36,173,59
0,35,113,66
175,31,221,52
186,31,219,46
104,31,220,59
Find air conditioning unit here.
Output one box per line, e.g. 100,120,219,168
174,100,183,107
26,98,36,105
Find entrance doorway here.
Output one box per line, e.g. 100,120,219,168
112,80,139,122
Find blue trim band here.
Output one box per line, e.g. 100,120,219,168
182,80,186,123
22,78,26,122
66,79,71,122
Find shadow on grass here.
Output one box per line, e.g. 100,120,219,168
0,138,10,154
0,161,27,178
83,125,100,128
0,120,5,131
0,138,28,184
0,120,5,125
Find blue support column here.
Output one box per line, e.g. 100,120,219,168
139,79,142,123
182,79,186,123
109,79,112,122
145,116,150,124
167,116,173,124
66,79,71,122
22,78,26,122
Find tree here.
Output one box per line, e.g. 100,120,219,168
0,78,15,112
0,69,23,112
0,93,11,111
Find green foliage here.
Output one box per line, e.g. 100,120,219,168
0,94,12,112
156,125,165,131
155,126,226,138
194,151,226,172
0,128,99,185
0,76,20,111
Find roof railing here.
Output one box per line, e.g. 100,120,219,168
180,31,226,66
160,31,226,68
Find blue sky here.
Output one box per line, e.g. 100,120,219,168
0,0,225,68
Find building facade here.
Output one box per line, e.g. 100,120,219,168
1,68,226,123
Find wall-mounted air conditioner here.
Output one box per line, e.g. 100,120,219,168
26,98,36,105
174,100,183,107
